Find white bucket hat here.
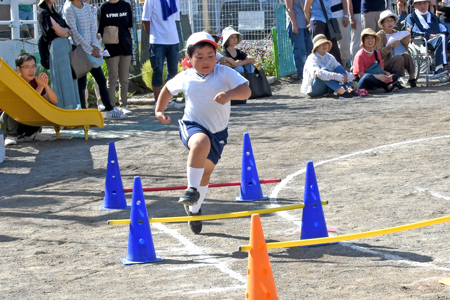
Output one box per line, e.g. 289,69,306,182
221,27,243,46
378,10,399,28
412,0,430,3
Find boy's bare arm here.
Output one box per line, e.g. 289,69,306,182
155,85,174,124
214,83,251,105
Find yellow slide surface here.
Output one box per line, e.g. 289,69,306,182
0,57,104,140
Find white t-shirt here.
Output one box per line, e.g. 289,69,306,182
141,0,180,44
166,65,248,133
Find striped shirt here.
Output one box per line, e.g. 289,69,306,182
64,2,100,54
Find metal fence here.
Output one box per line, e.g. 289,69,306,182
51,0,281,41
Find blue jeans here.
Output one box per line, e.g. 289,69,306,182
288,24,313,80
357,72,399,90
234,64,255,74
78,67,114,111
427,34,450,66
149,43,179,88
308,65,351,97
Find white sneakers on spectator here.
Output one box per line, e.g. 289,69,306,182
106,107,128,119
119,106,133,115
98,104,106,111
167,99,185,109
5,136,17,146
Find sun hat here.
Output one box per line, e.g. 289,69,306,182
360,28,381,47
221,27,243,46
312,34,332,53
412,0,430,3
186,32,218,50
202,28,221,43
378,10,399,28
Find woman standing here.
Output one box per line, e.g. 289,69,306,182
98,0,134,115
37,0,80,109
63,0,127,119
304,0,342,63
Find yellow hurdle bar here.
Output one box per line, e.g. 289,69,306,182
239,214,450,252
107,201,328,225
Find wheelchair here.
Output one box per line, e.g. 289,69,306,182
405,35,450,86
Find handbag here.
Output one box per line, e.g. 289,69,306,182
70,5,104,68
69,44,93,79
318,0,342,41
364,51,385,75
243,68,272,99
102,25,119,44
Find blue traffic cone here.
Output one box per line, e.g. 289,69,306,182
236,133,268,202
300,161,330,246
100,141,130,210
121,176,162,265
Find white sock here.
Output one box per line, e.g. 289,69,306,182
436,64,444,71
187,166,204,190
190,185,208,214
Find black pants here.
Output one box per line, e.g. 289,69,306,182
78,66,114,111
310,20,342,63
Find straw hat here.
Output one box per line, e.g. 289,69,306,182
186,32,218,49
221,27,243,46
203,28,221,43
378,10,399,28
360,28,381,47
312,34,332,53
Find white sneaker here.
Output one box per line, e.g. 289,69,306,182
119,106,133,115
98,104,106,111
23,132,51,142
106,107,128,120
5,136,17,146
167,99,185,109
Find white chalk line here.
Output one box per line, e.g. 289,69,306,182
153,223,246,287
269,134,450,273
411,186,450,201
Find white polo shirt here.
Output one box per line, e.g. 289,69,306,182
142,0,179,45
166,65,248,133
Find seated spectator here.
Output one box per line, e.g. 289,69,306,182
406,0,450,78
221,27,256,74
0,53,57,146
436,0,450,33
301,34,356,98
354,28,400,92
376,10,417,88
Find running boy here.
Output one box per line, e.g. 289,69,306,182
1,53,57,146
155,32,251,234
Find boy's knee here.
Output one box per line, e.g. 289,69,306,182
188,133,211,151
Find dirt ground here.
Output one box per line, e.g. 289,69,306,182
1,77,450,299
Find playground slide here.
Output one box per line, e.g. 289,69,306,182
0,57,104,140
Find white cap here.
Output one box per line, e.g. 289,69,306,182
186,32,218,49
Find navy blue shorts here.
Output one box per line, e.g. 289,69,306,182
178,120,228,165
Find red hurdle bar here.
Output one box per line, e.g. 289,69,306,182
102,179,281,194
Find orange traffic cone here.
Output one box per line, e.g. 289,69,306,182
245,214,279,300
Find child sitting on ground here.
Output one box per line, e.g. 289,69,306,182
155,32,251,234
221,26,256,74
0,53,57,146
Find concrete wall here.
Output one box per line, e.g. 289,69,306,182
0,39,39,67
